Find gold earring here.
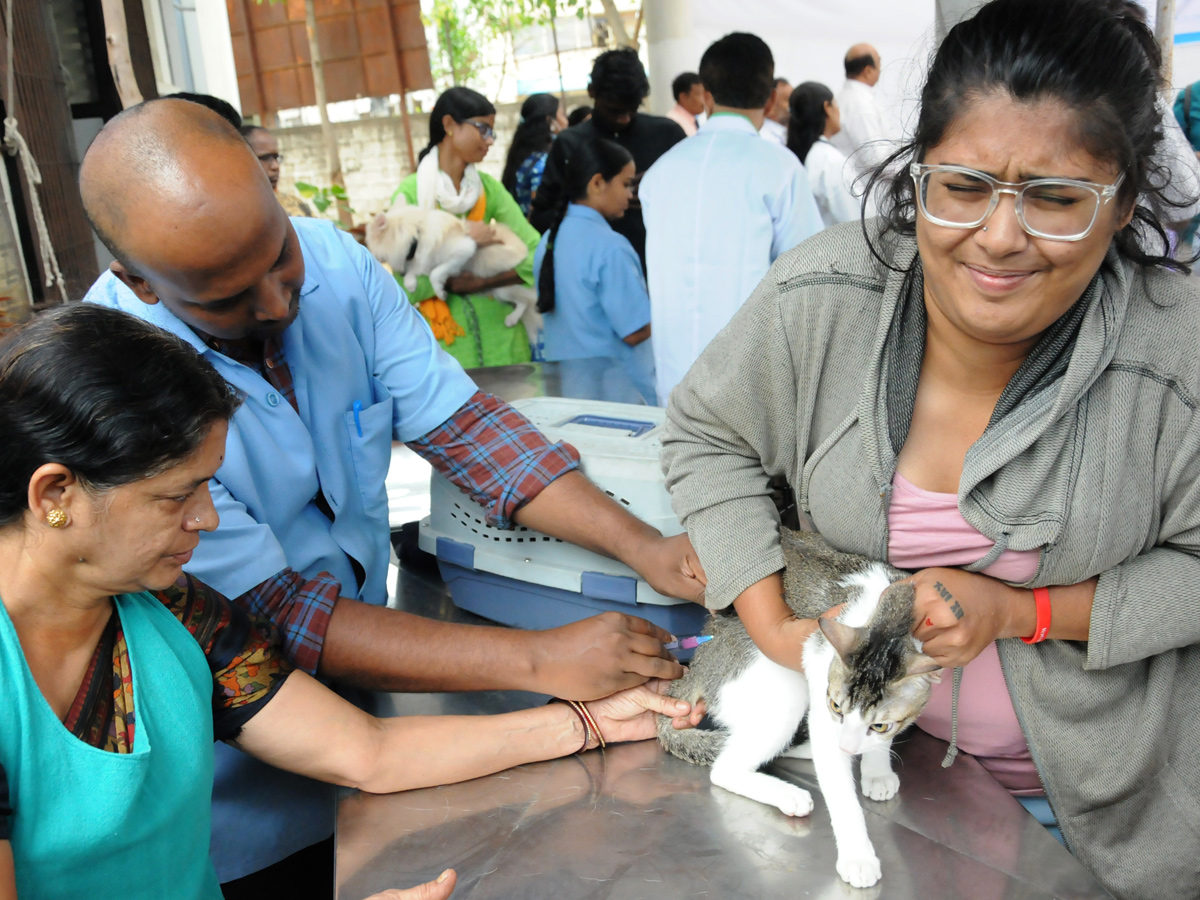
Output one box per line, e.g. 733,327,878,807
45,509,68,528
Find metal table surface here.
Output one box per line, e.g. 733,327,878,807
340,361,1113,900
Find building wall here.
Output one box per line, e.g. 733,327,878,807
273,94,586,219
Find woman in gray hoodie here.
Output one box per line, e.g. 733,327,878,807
661,1,1199,898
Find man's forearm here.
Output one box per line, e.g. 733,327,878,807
514,470,659,564
317,598,538,693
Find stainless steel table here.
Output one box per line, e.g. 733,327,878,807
340,361,1114,900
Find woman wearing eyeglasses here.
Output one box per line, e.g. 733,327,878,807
659,1,1197,897
389,87,541,368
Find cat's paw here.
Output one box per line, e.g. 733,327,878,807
779,741,813,759
861,771,900,801
770,783,814,817
837,853,882,888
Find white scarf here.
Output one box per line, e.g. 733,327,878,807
415,146,483,215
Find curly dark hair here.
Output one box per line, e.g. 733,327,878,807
863,0,1195,274
589,48,650,107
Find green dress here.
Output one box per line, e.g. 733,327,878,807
391,172,540,368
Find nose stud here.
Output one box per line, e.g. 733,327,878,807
982,226,988,232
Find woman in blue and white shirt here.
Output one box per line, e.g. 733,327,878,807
532,138,655,403
787,82,866,228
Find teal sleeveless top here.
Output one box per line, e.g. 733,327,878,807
0,591,221,900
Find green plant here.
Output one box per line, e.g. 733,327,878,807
425,0,484,87
294,181,352,217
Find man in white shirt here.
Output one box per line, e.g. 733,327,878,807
760,78,792,147
641,33,822,404
666,72,706,137
830,43,890,176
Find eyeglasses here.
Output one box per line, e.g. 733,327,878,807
257,152,284,164
910,163,1125,242
464,120,495,141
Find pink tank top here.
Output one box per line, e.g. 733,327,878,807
888,472,1043,795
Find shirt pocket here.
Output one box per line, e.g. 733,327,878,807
344,377,394,521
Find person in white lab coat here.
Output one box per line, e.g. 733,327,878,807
640,33,822,404
830,43,890,177
786,81,861,228
760,78,792,147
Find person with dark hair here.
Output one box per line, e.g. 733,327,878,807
786,82,860,227
530,48,686,270
166,91,243,129
640,32,821,403
760,77,792,147
0,304,700,900
532,138,654,402
829,42,890,177
389,87,540,366
567,105,592,127
501,93,566,216
662,0,1200,896
239,124,314,218
666,72,705,137
77,98,707,895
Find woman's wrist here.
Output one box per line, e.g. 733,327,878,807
1002,584,1040,639
550,699,601,753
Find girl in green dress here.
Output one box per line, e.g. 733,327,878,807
392,87,541,368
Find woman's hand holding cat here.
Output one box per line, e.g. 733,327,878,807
463,220,498,246
585,679,705,747
733,572,842,673
908,568,1036,667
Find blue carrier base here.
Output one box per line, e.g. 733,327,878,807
436,562,709,655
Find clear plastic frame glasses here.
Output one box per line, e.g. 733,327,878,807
910,163,1125,242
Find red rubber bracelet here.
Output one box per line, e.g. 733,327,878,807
1021,586,1052,644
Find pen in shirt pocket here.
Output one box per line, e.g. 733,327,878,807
352,400,363,437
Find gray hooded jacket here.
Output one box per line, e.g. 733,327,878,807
661,222,1200,900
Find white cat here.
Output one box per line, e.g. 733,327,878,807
364,198,541,343
658,529,941,888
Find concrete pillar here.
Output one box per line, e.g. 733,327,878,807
644,0,699,115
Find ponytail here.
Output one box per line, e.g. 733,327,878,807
786,82,833,165
420,86,496,162
536,137,633,314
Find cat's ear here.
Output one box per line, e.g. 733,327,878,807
903,653,942,680
818,616,862,662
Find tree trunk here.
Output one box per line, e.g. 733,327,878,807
598,0,633,48
303,0,350,226
551,16,565,105
1156,0,1176,85
442,16,458,84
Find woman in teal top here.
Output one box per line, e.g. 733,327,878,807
390,87,541,368
0,306,698,900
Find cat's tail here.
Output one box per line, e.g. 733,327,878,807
657,719,727,766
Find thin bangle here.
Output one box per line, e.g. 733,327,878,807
549,698,591,753
575,701,606,750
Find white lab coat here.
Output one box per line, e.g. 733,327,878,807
640,113,823,404
830,78,891,177
805,137,863,227
760,117,788,147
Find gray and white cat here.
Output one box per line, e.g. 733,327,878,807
657,529,941,888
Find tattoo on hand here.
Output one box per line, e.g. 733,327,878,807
933,581,965,621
